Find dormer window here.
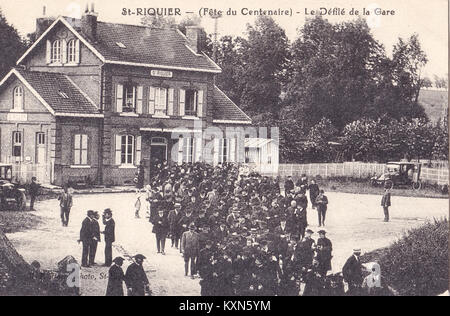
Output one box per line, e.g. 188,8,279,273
13,86,24,111
51,40,62,63
67,39,80,63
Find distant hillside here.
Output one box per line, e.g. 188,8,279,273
418,89,448,124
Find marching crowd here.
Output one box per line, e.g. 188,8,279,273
138,161,363,296
72,161,370,296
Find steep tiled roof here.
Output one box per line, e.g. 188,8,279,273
63,17,221,72
213,86,252,123
15,69,100,115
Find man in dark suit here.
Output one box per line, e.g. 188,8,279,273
181,223,200,279
168,203,182,248
28,176,40,211
106,257,125,296
284,176,294,195
89,211,101,266
125,254,150,296
316,230,333,277
152,209,169,255
102,208,115,267
315,190,329,227
78,210,95,267
342,249,364,295
381,189,391,222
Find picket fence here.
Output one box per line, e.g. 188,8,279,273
246,162,449,185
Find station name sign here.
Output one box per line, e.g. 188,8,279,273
151,70,173,78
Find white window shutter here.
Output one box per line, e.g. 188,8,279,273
149,86,155,114
167,88,174,116
213,138,219,166
135,135,142,165
46,40,51,64
230,138,236,162
115,135,122,165
136,86,143,114
75,39,80,64
116,84,123,113
179,89,185,116
197,90,204,117
177,139,183,165
195,137,202,162
61,39,67,64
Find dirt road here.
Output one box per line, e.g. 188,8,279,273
6,191,448,296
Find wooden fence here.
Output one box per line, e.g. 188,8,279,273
246,162,449,185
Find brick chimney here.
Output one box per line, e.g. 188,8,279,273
36,6,55,38
81,3,98,41
185,26,204,54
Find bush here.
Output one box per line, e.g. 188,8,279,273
362,218,449,296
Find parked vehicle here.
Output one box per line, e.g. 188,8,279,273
371,162,422,190
0,164,26,211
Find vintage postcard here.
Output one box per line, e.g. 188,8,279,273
0,0,448,301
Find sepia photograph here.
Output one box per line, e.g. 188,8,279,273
0,0,448,301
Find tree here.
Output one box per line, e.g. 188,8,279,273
433,74,448,89
141,15,176,28
238,16,290,120
303,118,338,162
286,17,389,130
391,34,428,103
0,9,26,77
215,35,246,105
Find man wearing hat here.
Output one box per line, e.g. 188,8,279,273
102,208,115,267
125,254,150,296
106,257,125,296
151,209,169,255
295,229,316,270
168,203,182,249
78,210,95,267
89,211,101,266
315,190,329,227
316,230,333,277
342,248,364,295
181,223,200,279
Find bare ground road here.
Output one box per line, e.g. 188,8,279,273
6,191,448,296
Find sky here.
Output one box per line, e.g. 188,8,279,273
0,0,448,78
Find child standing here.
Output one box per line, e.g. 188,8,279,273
135,191,142,218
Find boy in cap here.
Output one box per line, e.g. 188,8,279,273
106,257,125,296
125,254,150,296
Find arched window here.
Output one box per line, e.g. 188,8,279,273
67,39,77,63
13,86,23,110
51,40,61,63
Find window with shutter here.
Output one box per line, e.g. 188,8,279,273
12,131,23,158
154,87,167,116
197,90,204,117
149,86,155,115
115,135,122,165
168,88,174,116
116,84,123,113
179,89,185,116
135,136,142,165
136,86,143,114
73,134,88,165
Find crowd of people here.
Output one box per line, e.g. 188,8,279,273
139,161,355,296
